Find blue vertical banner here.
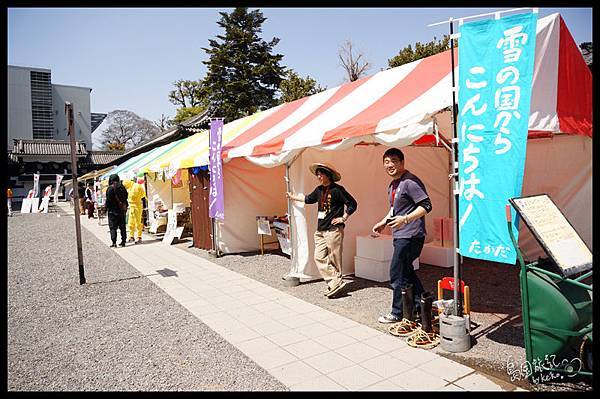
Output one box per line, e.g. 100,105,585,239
209,118,225,220
458,12,537,264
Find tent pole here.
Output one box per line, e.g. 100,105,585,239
212,217,219,257
428,7,537,26
170,175,174,209
285,163,294,271
432,113,453,152
449,18,463,317
448,147,453,222
283,150,303,279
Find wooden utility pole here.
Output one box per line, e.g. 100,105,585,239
66,101,86,285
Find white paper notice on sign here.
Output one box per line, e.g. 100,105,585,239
39,197,50,213
149,218,160,234
277,235,291,256
510,194,592,277
273,221,291,256
175,226,184,240
257,218,272,235
162,210,179,245
20,198,32,214
163,226,184,245
30,198,40,213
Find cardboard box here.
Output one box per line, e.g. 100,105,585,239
420,242,454,268
432,217,444,246
355,256,419,283
442,217,454,248
356,235,394,261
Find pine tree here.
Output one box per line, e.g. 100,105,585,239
278,69,325,104
388,35,452,69
202,8,285,122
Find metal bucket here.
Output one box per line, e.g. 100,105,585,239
282,276,300,287
439,313,471,353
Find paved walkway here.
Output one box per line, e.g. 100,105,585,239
57,202,521,391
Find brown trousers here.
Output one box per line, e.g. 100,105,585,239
313,226,344,289
79,198,86,215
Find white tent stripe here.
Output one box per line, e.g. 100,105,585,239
170,107,278,170
226,86,341,159
280,60,422,153
375,71,454,136
529,11,560,132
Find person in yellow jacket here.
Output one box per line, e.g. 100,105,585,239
125,172,146,244
7,187,14,217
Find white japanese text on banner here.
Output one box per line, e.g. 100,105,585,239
209,119,225,220
458,12,537,264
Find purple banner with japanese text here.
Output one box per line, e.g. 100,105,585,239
209,118,225,220
458,12,537,264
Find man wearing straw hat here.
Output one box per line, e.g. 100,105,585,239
286,162,357,298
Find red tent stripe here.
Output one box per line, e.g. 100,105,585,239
320,48,457,145
557,16,592,137
249,76,372,157
221,97,310,158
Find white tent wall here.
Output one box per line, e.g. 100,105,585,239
518,135,592,259
285,134,591,279
145,170,191,227
172,169,191,206
216,158,288,254
288,144,450,278
146,175,172,228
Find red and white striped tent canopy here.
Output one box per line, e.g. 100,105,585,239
220,13,591,167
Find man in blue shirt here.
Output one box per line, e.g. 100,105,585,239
372,148,432,323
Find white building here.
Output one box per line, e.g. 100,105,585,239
7,65,112,202
7,65,106,149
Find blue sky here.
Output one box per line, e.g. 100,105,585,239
8,7,592,130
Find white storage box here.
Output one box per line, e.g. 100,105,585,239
356,235,394,261
355,256,389,282
355,256,419,283
173,202,186,213
420,242,454,268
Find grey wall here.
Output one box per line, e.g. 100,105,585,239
7,66,40,147
53,84,92,149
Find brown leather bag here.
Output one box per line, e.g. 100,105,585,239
115,191,128,213
118,199,127,213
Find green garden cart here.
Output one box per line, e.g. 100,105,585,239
506,195,592,381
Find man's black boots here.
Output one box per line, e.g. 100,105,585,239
401,284,415,321
420,291,434,333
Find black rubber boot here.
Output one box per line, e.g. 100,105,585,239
401,284,415,322
420,291,434,333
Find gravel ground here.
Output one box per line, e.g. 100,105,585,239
175,240,592,392
7,212,287,392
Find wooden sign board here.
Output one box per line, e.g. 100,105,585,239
257,217,272,235
510,194,592,277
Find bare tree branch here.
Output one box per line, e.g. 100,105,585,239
100,110,160,150
338,40,371,82
153,114,172,131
